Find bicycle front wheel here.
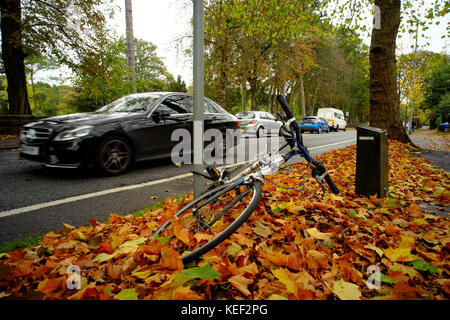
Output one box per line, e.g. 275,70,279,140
152,179,263,264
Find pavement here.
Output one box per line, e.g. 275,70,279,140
409,129,450,172
0,134,20,151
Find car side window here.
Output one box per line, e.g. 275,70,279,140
204,99,219,113
157,95,192,114
268,113,277,121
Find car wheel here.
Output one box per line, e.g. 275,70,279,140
256,126,264,138
318,127,322,134
96,136,132,176
326,127,330,133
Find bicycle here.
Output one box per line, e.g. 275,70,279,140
152,95,339,264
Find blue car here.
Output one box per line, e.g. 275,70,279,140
300,116,330,133
438,121,449,132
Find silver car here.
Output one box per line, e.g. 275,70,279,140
236,111,282,137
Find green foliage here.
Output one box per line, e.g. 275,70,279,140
422,56,450,123
20,0,115,70
72,36,176,112
181,263,221,280
202,0,369,122
0,235,43,253
168,75,187,93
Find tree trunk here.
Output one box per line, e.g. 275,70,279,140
241,80,247,112
248,77,257,111
125,0,136,93
370,0,410,142
299,75,306,119
1,0,32,115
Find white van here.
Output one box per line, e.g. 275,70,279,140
317,108,347,132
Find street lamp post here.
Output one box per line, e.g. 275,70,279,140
193,0,205,198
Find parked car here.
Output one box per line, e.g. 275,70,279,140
438,121,449,132
300,116,330,134
317,108,347,131
236,111,282,137
19,92,240,175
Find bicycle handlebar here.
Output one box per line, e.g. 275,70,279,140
276,94,340,195
276,95,295,120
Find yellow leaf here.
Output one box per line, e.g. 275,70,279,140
267,294,288,300
412,218,428,226
131,267,155,279
305,227,333,240
364,244,384,257
390,263,422,280
383,247,417,262
173,221,190,245
399,235,415,249
272,268,297,297
332,279,361,300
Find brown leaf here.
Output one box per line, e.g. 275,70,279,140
228,274,254,296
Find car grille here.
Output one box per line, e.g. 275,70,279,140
21,127,52,144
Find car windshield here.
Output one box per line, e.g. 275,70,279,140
236,112,255,119
96,94,163,113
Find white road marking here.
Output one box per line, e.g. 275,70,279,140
308,139,356,150
0,173,192,219
0,139,356,219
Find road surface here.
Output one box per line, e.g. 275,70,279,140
0,130,356,244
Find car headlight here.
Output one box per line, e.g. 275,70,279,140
53,126,94,142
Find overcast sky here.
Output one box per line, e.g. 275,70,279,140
39,0,449,85
110,0,448,86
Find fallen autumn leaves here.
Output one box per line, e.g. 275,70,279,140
0,140,448,300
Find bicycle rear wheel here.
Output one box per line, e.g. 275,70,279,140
152,179,262,264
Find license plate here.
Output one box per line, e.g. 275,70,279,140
305,122,312,125
21,145,39,155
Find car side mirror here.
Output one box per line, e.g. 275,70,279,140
152,110,171,123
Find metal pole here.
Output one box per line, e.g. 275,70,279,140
193,0,205,198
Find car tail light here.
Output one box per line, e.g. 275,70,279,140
236,120,240,126
315,120,318,124
249,120,256,124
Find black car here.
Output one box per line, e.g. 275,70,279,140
19,92,240,175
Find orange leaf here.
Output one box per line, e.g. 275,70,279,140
37,277,66,299
160,247,183,271
305,250,330,272
237,262,259,277
172,285,205,300
406,203,423,218
258,250,289,267
392,281,420,299
173,220,191,246
143,240,162,255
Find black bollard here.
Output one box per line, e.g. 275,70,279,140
355,125,388,198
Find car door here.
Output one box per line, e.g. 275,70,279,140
141,94,193,159
266,113,281,132
320,117,328,131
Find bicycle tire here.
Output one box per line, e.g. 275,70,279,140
152,179,263,264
